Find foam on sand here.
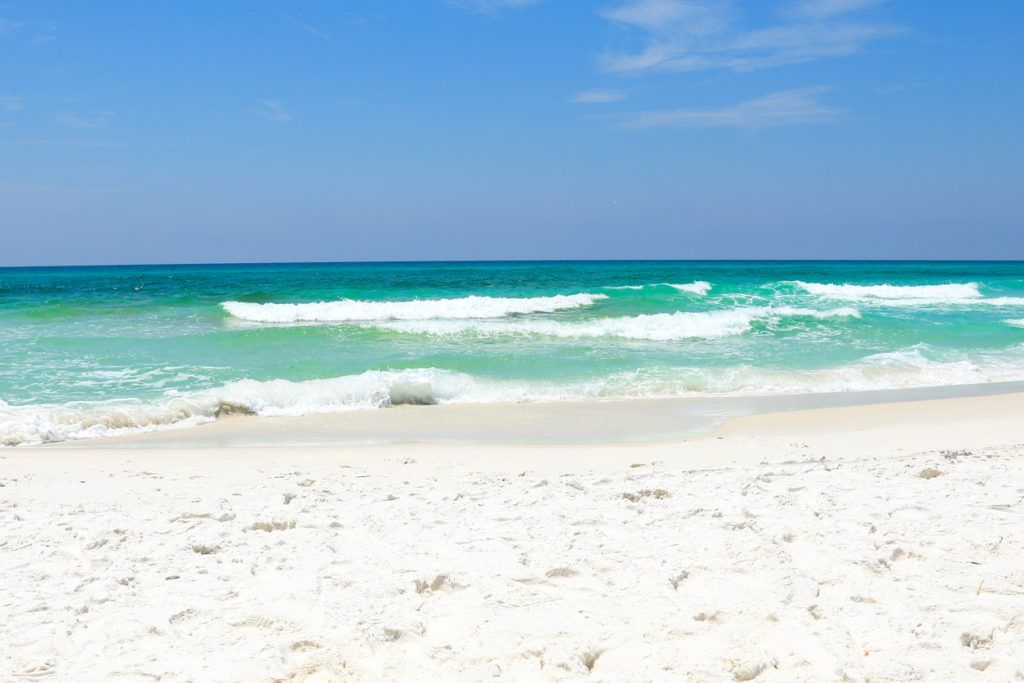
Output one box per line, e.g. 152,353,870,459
8,341,1024,446
0,369,488,446
221,292,608,323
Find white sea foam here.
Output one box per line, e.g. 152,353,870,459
769,306,862,319
793,281,984,302
592,345,1024,397
603,281,712,295
368,306,860,341
792,281,1024,307
1007,319,1024,328
0,369,499,446
221,293,608,323
4,345,1024,446
978,298,1024,306
371,311,753,341
665,281,712,295
0,397,221,447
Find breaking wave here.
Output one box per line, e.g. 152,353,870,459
794,281,984,301
0,369,487,446
665,281,712,295
603,281,712,295
5,345,1024,446
793,281,1024,307
221,292,608,323
367,306,860,341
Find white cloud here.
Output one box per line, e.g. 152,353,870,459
282,13,330,39
0,17,23,35
252,100,293,123
789,0,888,19
32,20,56,44
54,112,110,128
0,95,22,112
443,0,543,14
571,89,628,103
620,87,840,128
601,0,730,35
875,83,904,94
600,0,900,73
0,138,123,147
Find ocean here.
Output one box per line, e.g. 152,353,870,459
2,260,1024,446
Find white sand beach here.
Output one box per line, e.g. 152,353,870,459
2,393,1024,681
5,0,1021,678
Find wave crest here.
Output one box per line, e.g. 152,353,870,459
603,281,712,295
666,281,712,295
221,293,608,323
793,281,983,303
794,281,1024,307
367,306,859,341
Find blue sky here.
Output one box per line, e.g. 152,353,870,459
1,0,1022,265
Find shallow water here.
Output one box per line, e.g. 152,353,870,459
3,260,1024,445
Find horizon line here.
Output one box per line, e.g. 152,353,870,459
3,258,1024,270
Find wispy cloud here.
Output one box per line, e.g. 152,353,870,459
281,12,330,39
0,182,124,195
442,0,544,15
571,89,628,104
0,17,23,35
54,112,111,128
0,138,123,147
788,0,888,19
600,0,900,73
252,100,293,123
874,83,904,94
602,0,730,35
0,95,23,112
32,20,56,44
620,87,841,128
0,16,55,42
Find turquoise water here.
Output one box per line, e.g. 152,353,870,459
2,261,1024,445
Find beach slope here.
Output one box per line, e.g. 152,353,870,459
2,394,1023,681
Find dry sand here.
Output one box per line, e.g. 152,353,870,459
2,393,1023,681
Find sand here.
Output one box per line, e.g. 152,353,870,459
2,393,1024,681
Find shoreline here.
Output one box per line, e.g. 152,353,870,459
4,389,1023,680
4,387,1019,679
31,379,1024,450
13,389,1024,473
